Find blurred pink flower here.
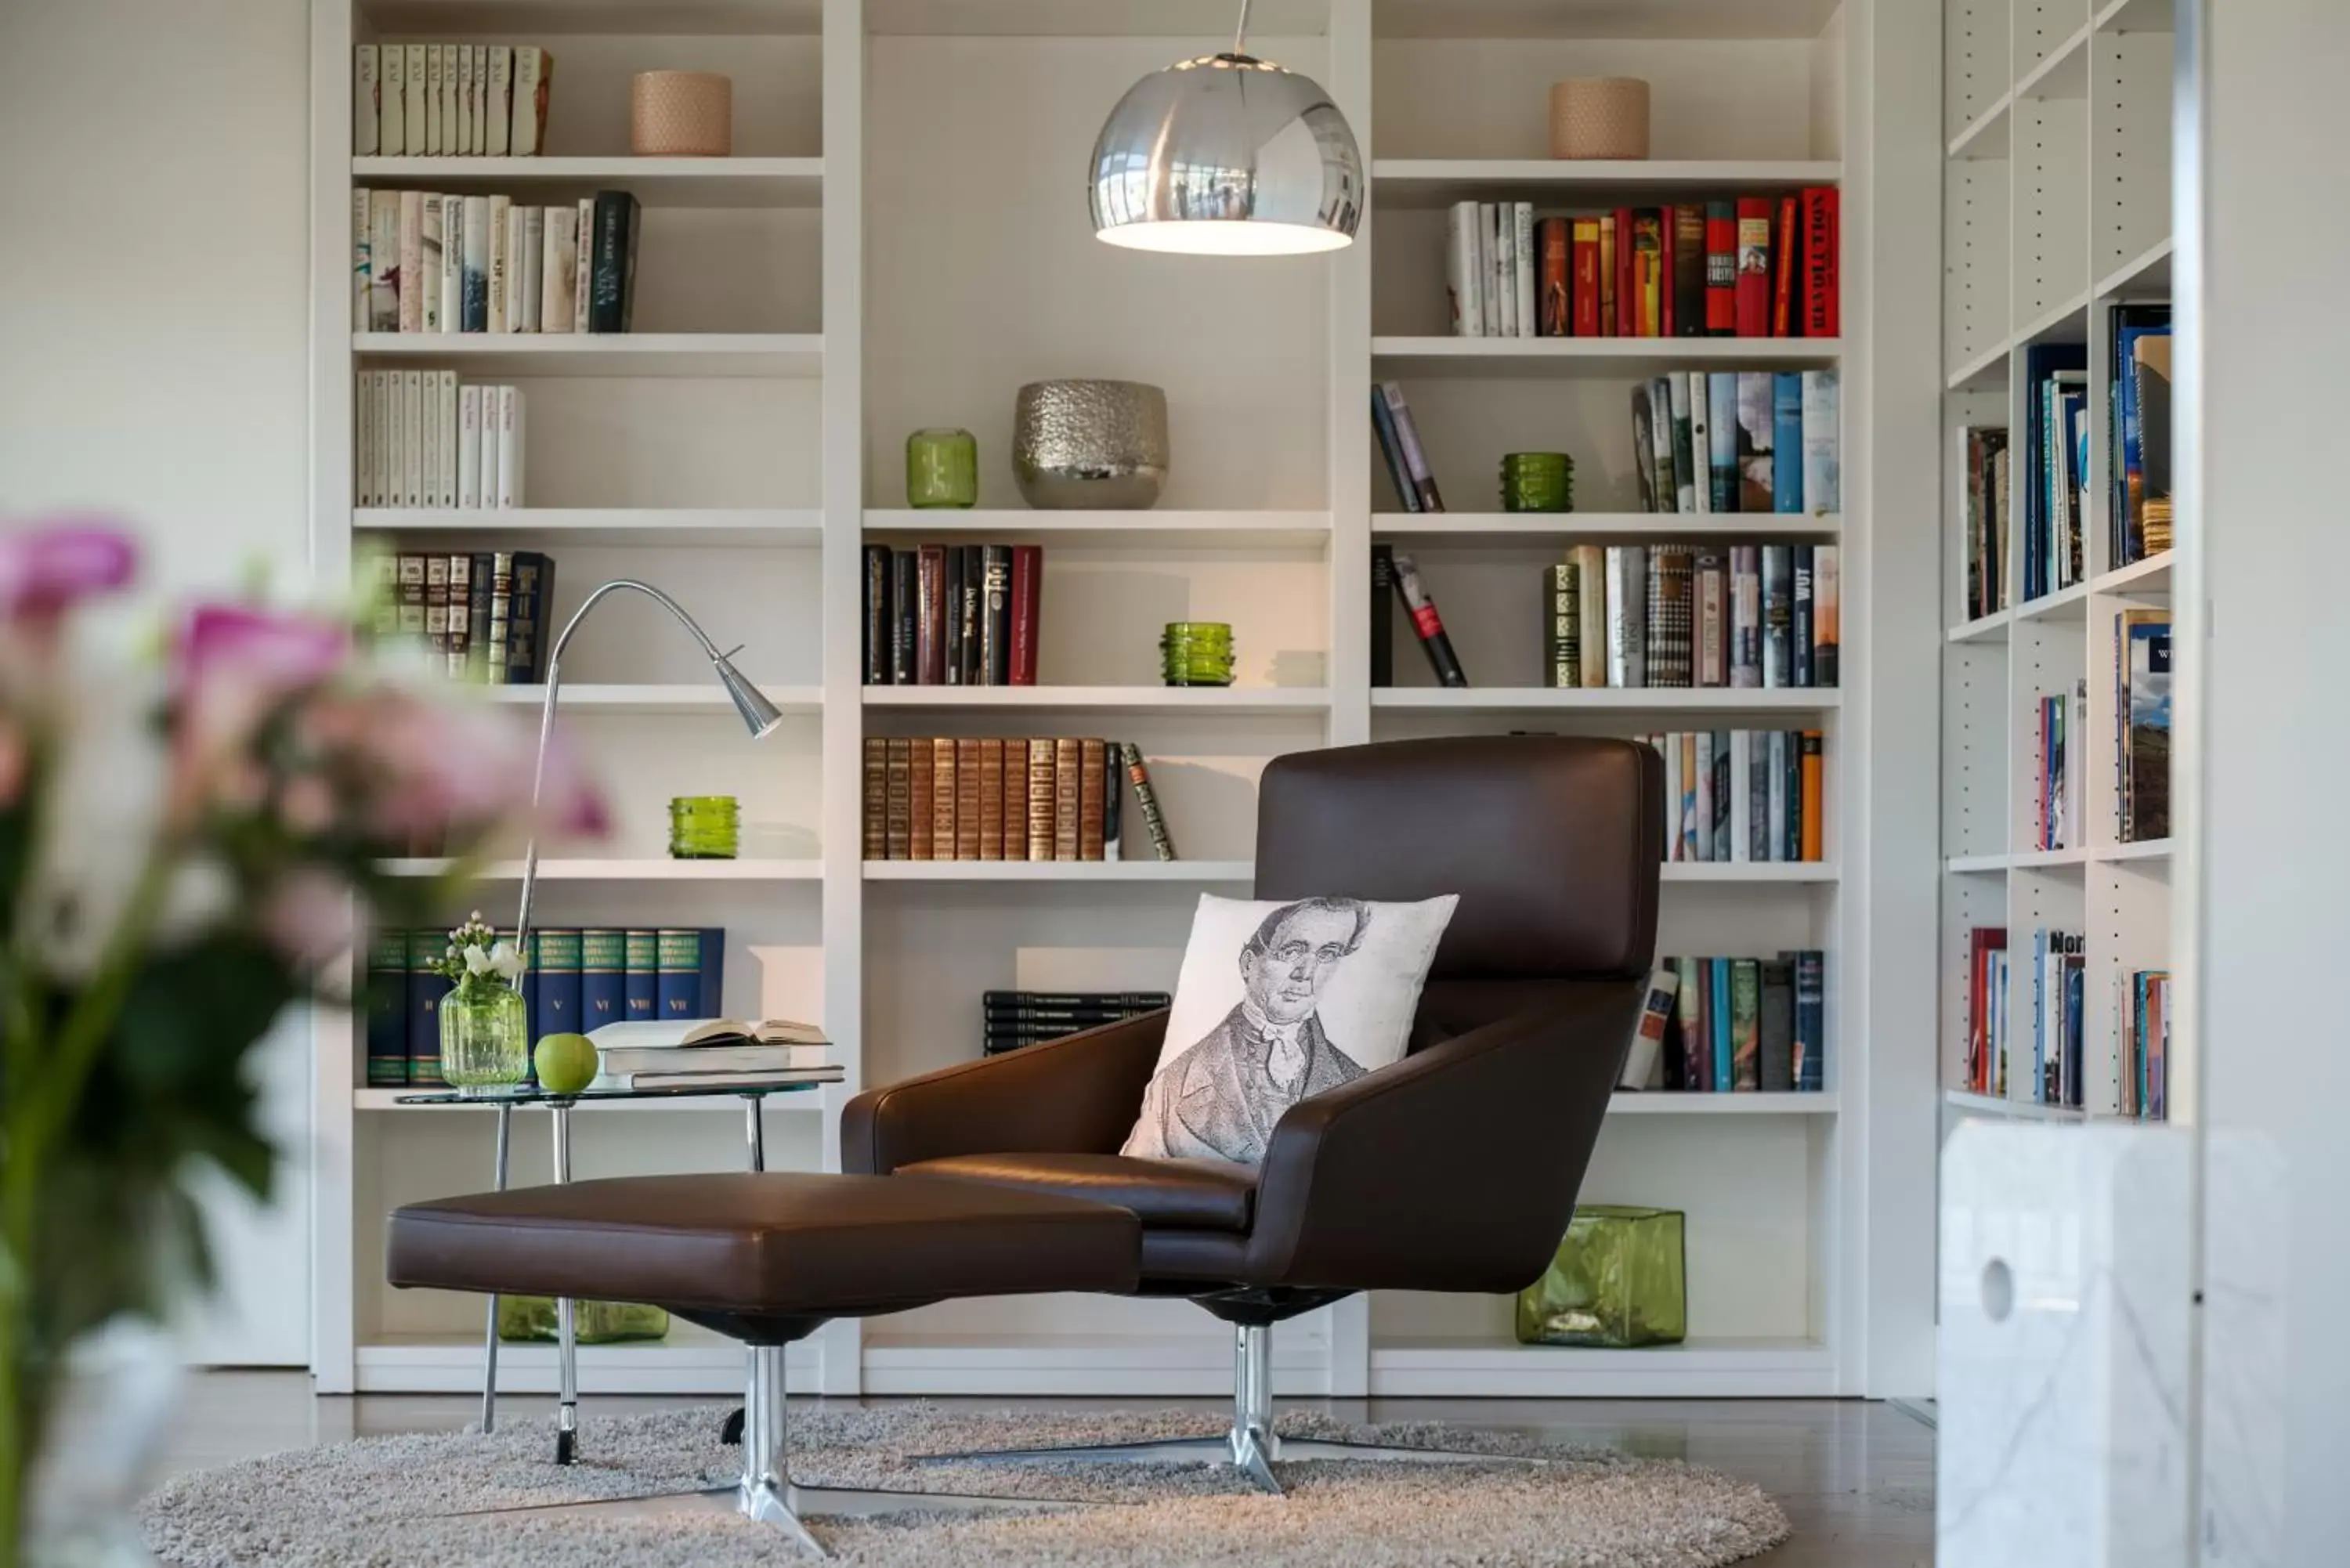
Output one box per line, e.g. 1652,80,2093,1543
0,520,136,618
170,604,351,824
260,865,357,967
347,686,607,842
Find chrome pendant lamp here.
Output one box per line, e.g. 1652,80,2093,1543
1089,0,1364,255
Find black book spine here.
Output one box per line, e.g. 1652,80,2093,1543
979,544,1013,685
982,990,1171,1010
889,550,917,685
505,551,553,684
588,190,640,334
1121,742,1177,861
466,551,494,682
1791,544,1814,688
959,545,985,684
1370,544,1394,688
942,546,967,685
861,544,891,685
1389,550,1468,687
982,1006,1160,1022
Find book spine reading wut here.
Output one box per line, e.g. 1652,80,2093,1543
1388,551,1468,687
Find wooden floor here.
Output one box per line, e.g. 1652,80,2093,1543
153,1375,1934,1566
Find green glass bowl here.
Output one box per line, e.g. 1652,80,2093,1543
906,428,978,509
669,795,740,860
1499,451,1575,513
498,1295,671,1344
1161,622,1235,687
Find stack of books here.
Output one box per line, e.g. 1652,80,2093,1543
585,1017,834,1092
2022,343,2089,602
1961,927,2008,1097
1647,730,1827,865
2108,305,2173,569
862,544,1042,686
1443,190,1838,340
355,188,639,335
1620,952,1827,1093
982,991,1170,1057
1958,425,2011,621
368,550,557,685
2116,609,2171,843
355,43,554,160
863,738,1173,862
2034,681,2086,851
355,373,524,508
367,924,725,1088
1629,371,1839,517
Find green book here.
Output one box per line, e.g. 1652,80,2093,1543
367,926,410,1087
407,928,450,1088
1730,957,1762,1091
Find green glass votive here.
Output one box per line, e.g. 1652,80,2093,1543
1514,1205,1687,1348
1500,451,1575,513
669,794,740,860
1161,621,1235,687
498,1295,671,1345
906,428,978,508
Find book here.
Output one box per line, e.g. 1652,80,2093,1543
588,190,642,334
1077,739,1107,860
439,195,464,334
1800,186,1839,337
513,204,541,331
352,190,373,332
1706,372,1739,511
1812,545,1839,687
654,929,703,1020
533,927,582,1038
407,927,450,1086
941,547,966,685
457,43,476,154
2120,609,2171,842
1051,737,1082,860
1632,208,1664,336
541,204,577,334
1542,562,1580,688
512,47,551,157
1378,384,1444,511
494,385,522,507
1673,204,1708,337
460,195,490,331
1571,544,1607,690
1538,216,1570,337
1622,963,1679,1089
2132,332,2174,557
1646,545,1693,688
400,370,425,506
907,736,935,860
367,926,407,1086
591,1067,842,1091
1772,373,1804,513
588,1014,826,1067
1122,743,1176,860
425,43,446,154
1631,383,1660,512
862,544,891,683
862,737,888,858
1571,217,1600,337
1369,544,1395,687
1791,545,1814,687
1799,731,1824,860
355,45,381,155
1647,376,1678,511
1491,202,1517,337
1667,374,1696,511
1694,550,1728,688
417,196,444,333
914,543,945,684
1673,956,1707,1089
975,544,1011,685
1730,957,1762,1089
443,550,472,675
975,738,1005,858
1025,739,1055,862
1445,201,1483,336
504,548,551,681
1389,551,1468,686
928,736,955,857
1370,389,1418,512
1759,959,1795,1091
485,45,513,157
402,44,428,154
580,928,624,1031
1734,197,1772,337
1737,373,1775,513
1802,370,1840,515
1611,207,1632,336
1685,370,1712,515
572,197,594,332
1605,545,1647,688
1009,544,1042,685
889,550,917,684
1704,201,1737,334
1788,948,1824,1091
1710,958,1733,1088
396,190,424,332
1771,193,1798,337
485,193,511,331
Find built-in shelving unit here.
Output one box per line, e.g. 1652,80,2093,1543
1938,0,2175,1125
311,0,1907,1404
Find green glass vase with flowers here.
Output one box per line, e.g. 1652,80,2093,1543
437,912,530,1091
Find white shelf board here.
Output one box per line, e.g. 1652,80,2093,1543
864,859,1253,883
2016,291,2092,350
1609,1092,1836,1114
1368,1336,1834,1399
2102,837,2173,864
863,686,1330,716
862,509,1330,549
1372,687,1838,714
1370,0,1846,40
1373,512,1841,541
1945,338,2010,392
352,332,822,378
1943,847,2088,871
1947,608,2012,643
354,508,821,547
2096,237,2175,302
352,1089,827,1112
2095,0,2175,33
1660,862,1838,883
2016,23,2093,101
1369,160,1840,208
1943,1088,2086,1122
1947,92,2013,161
481,682,821,714
350,156,822,208
1372,336,1842,378
360,1,823,36
378,857,825,881
2012,581,2092,623
2092,551,2173,598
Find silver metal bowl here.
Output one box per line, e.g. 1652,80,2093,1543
1011,379,1170,510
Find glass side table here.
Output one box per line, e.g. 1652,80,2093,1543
396,1075,841,1462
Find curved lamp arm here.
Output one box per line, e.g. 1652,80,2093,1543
513,578,783,954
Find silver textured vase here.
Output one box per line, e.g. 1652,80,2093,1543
1011,380,1170,510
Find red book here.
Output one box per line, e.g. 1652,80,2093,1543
1008,544,1043,685
1660,204,1677,338
1612,205,1635,338
915,543,947,684
1538,216,1571,336
1571,217,1600,336
1734,197,1772,338
1771,193,1799,337
1704,201,1737,335
1800,186,1840,337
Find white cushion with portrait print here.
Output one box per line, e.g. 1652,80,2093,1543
1120,891,1459,1169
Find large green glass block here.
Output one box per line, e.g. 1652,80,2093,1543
497,1296,671,1344
1514,1205,1687,1348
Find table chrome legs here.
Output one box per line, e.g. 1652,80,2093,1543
551,1102,577,1465
479,1102,514,1436
746,1095,766,1172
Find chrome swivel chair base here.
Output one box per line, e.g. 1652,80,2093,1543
916,1323,1533,1498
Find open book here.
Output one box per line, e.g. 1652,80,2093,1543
588,1017,831,1075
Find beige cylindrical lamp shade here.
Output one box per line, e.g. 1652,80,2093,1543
1549,78,1651,161
631,71,733,157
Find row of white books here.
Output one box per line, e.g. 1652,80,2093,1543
356,373,525,511
356,190,630,335
355,44,551,158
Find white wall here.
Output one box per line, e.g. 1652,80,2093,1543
0,0,316,1365
2189,0,2350,1558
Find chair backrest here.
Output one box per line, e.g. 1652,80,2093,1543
1252,735,1662,985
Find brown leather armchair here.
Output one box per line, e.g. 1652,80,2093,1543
843,735,1661,1490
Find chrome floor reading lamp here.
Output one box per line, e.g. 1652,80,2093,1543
483,578,786,1458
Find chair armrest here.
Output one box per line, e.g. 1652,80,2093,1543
1241,981,1640,1293
841,1010,1170,1175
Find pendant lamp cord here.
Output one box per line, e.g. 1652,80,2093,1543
1231,0,1253,56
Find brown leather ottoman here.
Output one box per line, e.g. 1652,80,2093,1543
388,1171,1139,1555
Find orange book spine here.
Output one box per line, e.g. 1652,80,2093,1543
907,736,934,861
931,735,957,859
1003,736,1029,861
1799,730,1824,861
954,738,984,859
978,738,1006,860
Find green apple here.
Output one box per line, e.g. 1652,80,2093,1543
533,1032,599,1095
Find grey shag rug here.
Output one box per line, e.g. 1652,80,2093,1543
141,1402,1790,1566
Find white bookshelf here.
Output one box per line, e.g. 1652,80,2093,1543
309,0,1922,1402
1938,0,2175,1123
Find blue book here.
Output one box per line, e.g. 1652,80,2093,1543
1785,948,1826,1092
2063,958,2084,1107
623,928,659,1021
1369,389,1418,513
533,928,582,1039
656,928,702,1020
407,929,451,1088
2030,928,2049,1103
1771,373,1804,512
698,927,726,1017
367,927,410,1087
580,928,626,1031
1709,958,1733,1091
